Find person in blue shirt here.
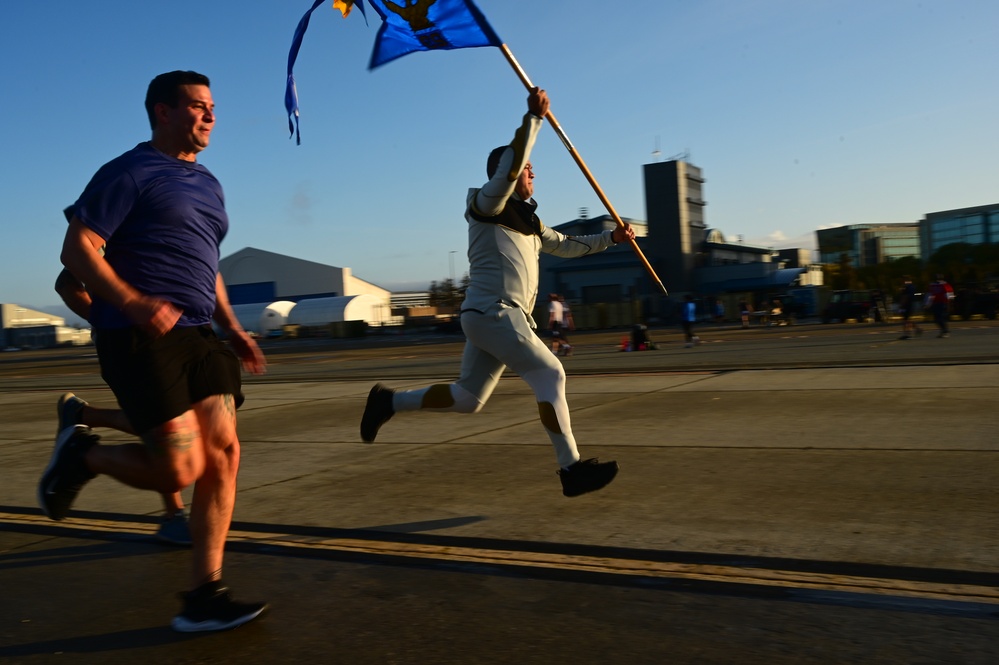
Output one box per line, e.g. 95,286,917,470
682,294,700,348
40,70,266,632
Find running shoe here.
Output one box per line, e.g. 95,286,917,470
171,581,268,632
38,425,99,520
558,458,619,497
360,383,395,442
56,392,87,434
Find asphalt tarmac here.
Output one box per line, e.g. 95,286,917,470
1,319,997,664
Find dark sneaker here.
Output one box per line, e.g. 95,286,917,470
898,335,910,340
558,458,619,497
360,383,395,442
57,392,87,434
171,581,268,632
38,425,99,520
156,510,193,546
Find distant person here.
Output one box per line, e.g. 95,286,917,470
681,295,699,347
547,293,572,356
714,300,725,324
771,298,784,326
739,300,750,328
926,274,954,338
896,275,923,340
54,207,190,545
631,323,656,351
559,295,575,353
360,87,634,497
42,70,267,631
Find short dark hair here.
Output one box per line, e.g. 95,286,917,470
145,70,211,130
486,145,508,179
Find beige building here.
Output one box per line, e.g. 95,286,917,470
0,303,90,348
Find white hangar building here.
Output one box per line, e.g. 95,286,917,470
219,247,395,333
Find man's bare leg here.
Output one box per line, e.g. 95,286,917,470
187,394,239,587
83,410,202,494
67,395,188,519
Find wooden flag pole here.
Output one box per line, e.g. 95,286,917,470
499,44,668,296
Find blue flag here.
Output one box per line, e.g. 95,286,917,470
285,0,368,144
285,0,501,142
365,0,502,69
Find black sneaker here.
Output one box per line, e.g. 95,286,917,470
360,383,395,442
171,581,268,632
56,392,87,434
38,425,99,520
558,458,619,497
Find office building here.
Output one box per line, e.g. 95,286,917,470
921,203,999,258
816,224,920,267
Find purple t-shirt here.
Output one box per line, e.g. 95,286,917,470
71,142,228,328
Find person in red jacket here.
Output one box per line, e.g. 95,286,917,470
925,274,954,338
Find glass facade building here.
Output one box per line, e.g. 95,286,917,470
922,204,998,258
817,224,920,267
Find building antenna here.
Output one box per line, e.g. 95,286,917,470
651,135,661,162
667,148,691,163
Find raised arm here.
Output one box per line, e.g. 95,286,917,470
471,88,549,217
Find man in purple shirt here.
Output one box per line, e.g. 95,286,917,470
40,71,267,632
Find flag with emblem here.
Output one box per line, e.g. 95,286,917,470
285,0,500,141
364,0,501,69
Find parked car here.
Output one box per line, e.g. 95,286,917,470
822,290,876,323
954,286,999,320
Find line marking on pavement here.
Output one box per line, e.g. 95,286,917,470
5,511,997,608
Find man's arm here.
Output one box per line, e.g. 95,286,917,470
471,89,548,217
213,273,266,375
61,217,180,335
54,268,92,322
611,224,636,244
538,222,636,259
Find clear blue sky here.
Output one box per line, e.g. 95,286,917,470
2,1,996,314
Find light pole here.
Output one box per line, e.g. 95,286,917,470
449,250,458,307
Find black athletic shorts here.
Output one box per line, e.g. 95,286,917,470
95,325,244,434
